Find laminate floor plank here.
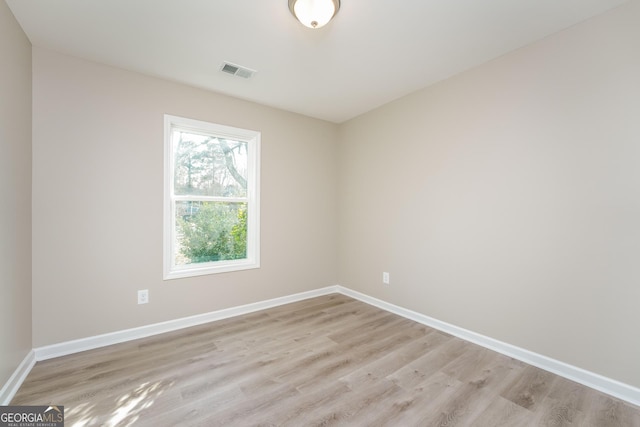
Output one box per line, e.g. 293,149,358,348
459,351,526,399
530,376,592,426
473,395,535,427
428,356,525,426
11,294,640,426
292,330,424,394
500,364,558,411
357,371,463,427
340,329,450,389
581,392,640,427
420,380,500,426
296,378,404,427
266,381,353,426
387,336,470,390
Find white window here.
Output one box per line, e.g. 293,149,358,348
164,115,260,279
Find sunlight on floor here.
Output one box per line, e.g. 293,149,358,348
65,380,174,426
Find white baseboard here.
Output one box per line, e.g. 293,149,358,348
4,284,638,408
34,285,339,361
0,350,36,405
336,285,640,407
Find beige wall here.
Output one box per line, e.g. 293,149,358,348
338,0,640,388
32,48,338,347
0,1,32,387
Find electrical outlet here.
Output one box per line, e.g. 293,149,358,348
382,272,390,285
138,289,149,304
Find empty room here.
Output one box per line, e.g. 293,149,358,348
1,0,639,425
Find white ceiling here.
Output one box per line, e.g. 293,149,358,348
6,0,627,123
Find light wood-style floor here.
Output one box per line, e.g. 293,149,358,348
12,294,640,426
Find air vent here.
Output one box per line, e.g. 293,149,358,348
220,62,256,79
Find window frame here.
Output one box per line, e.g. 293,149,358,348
163,114,260,280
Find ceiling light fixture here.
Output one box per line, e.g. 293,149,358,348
288,0,340,29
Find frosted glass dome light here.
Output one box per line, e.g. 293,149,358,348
288,0,340,29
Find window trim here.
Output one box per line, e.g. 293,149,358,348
163,114,260,280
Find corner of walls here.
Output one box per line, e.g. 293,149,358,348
0,351,36,405
0,0,33,402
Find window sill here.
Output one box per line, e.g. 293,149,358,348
164,259,260,280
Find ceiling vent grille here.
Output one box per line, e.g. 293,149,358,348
220,62,256,79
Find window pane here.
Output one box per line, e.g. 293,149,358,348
173,130,248,197
165,114,260,279
175,201,247,265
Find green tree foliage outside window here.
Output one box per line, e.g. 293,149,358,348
178,202,247,263
173,130,249,265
